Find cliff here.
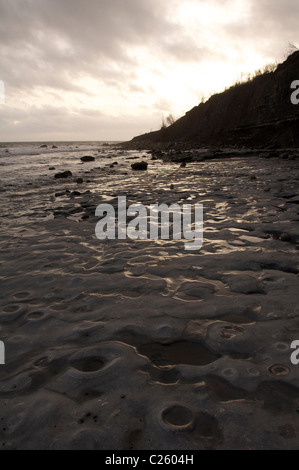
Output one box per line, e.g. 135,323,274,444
126,51,299,149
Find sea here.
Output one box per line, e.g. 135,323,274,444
0,140,149,233
0,141,129,189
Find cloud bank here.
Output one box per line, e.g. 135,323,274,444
0,0,298,141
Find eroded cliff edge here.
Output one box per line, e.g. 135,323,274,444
125,51,299,149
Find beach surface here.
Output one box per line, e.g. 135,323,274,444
0,144,299,449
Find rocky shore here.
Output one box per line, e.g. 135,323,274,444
0,146,299,449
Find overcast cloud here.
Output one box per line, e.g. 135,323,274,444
0,0,298,141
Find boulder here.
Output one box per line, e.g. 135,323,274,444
80,156,95,162
131,161,148,171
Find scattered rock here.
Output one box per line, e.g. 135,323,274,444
40,144,47,148
49,167,56,170
52,145,58,149
76,177,84,184
80,156,95,163
131,161,148,171
148,149,165,160
54,170,72,179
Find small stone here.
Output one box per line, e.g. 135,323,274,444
76,177,83,184
54,171,72,179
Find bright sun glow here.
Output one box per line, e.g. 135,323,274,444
174,0,251,26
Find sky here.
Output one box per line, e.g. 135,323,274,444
0,0,298,142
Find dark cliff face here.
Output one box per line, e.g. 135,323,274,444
128,51,299,148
